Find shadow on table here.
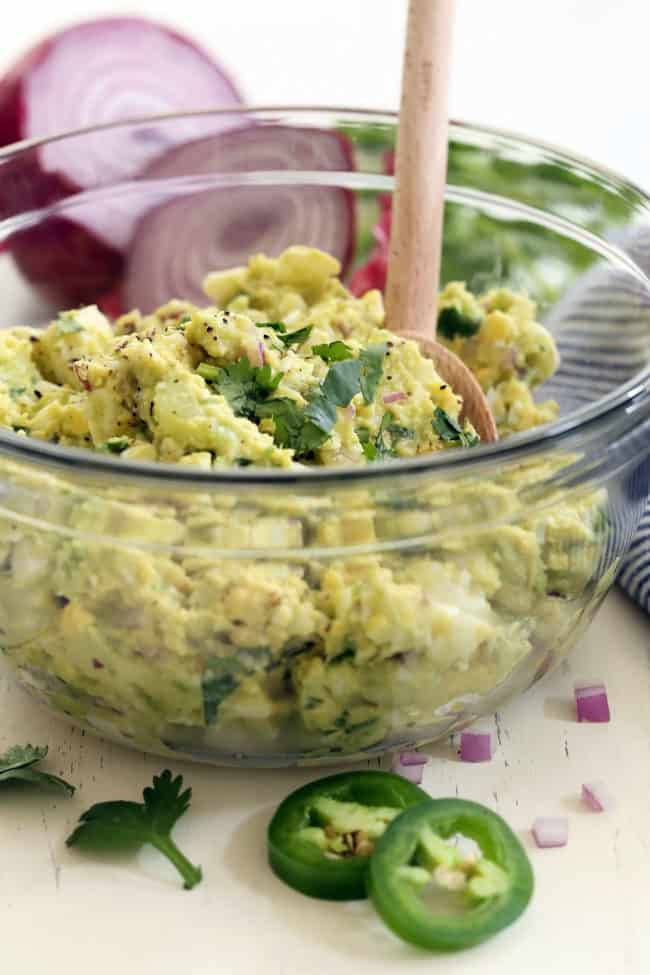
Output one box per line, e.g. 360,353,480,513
543,697,575,722
222,805,433,965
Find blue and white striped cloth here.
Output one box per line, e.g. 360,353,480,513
544,231,650,614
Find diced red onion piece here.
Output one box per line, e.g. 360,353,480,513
459,731,492,763
574,681,611,723
258,341,267,366
581,782,614,812
391,753,425,784
124,125,355,311
383,391,407,404
343,404,356,420
532,817,568,848
396,750,428,767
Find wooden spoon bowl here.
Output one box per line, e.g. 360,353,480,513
401,332,497,442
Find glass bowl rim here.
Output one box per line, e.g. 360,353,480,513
0,104,649,488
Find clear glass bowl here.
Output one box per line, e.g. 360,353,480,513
0,108,648,766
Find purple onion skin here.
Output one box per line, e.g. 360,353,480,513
124,126,357,312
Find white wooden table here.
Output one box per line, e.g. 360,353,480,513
1,588,648,975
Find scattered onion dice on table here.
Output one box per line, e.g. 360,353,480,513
574,681,611,723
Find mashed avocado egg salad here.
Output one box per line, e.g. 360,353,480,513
0,247,606,761
0,246,558,464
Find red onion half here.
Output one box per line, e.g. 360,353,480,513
0,17,243,307
123,125,356,312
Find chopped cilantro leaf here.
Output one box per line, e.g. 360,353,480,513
199,357,281,419
321,358,362,407
312,341,354,362
57,316,84,335
357,427,378,461
432,406,480,447
202,657,245,724
196,362,221,382
256,399,328,455
437,306,482,339
66,770,201,890
304,393,338,434
279,325,313,348
359,343,387,403
357,414,414,462
103,436,130,454
9,387,26,400
177,314,192,325
253,363,283,395
331,640,356,664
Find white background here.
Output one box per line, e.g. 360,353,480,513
0,0,648,188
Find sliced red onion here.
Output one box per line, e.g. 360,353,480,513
257,341,267,366
581,782,614,812
391,751,427,784
124,125,355,312
349,256,388,297
574,681,611,723
383,391,407,404
0,17,243,307
532,817,568,849
349,194,391,296
459,731,492,763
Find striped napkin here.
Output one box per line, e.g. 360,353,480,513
543,232,650,614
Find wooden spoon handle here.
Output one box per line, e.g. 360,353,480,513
385,0,456,340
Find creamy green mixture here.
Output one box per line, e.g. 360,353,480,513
0,247,606,760
0,246,558,464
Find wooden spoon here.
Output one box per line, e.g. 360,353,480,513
384,0,498,443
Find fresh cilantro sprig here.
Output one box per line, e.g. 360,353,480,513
437,306,482,339
201,341,387,458
0,744,75,796
66,770,202,890
433,406,480,447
